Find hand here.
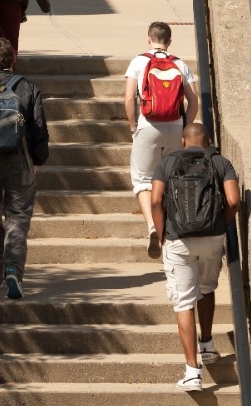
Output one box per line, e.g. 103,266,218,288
131,127,137,138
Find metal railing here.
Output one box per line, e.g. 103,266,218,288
226,221,251,406
193,1,251,405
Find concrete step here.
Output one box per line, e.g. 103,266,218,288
0,382,240,406
27,74,199,98
16,56,198,76
27,74,126,98
36,166,131,191
29,213,145,239
0,353,237,384
25,237,235,265
34,190,140,214
0,323,234,354
0,263,233,325
46,143,131,167
26,238,160,263
47,119,132,144
16,56,134,76
0,301,233,326
43,97,129,121
43,97,201,121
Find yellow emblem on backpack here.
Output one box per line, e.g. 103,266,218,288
163,81,170,88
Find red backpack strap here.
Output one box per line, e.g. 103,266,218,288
140,52,154,59
168,55,180,61
140,52,179,61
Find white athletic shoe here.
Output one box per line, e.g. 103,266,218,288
198,337,221,364
176,364,202,391
147,226,161,259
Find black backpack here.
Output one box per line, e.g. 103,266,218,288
0,75,25,152
164,148,224,237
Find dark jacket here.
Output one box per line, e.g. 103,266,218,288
0,71,49,165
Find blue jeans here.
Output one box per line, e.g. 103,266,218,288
0,153,36,282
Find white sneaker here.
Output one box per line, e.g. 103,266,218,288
147,226,161,259
198,337,221,364
176,364,202,391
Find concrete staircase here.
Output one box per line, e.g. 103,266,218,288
0,56,240,405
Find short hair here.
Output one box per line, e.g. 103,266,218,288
183,123,211,147
0,37,14,70
148,22,172,45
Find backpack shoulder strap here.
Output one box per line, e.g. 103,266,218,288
204,146,219,159
140,52,153,59
140,52,180,60
5,74,24,91
170,150,183,156
165,150,185,181
166,54,179,61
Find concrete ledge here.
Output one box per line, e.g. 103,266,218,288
207,0,251,301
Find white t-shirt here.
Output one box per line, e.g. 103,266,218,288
125,49,196,129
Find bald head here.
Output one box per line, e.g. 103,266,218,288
182,123,211,149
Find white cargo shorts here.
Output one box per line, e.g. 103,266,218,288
163,235,225,312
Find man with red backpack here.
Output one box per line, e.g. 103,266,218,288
125,21,198,259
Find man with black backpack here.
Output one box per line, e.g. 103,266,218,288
151,123,240,391
0,37,49,299
125,21,198,260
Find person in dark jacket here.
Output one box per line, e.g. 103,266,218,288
0,0,51,64
0,37,49,298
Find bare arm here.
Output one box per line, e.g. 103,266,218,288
184,82,198,125
223,179,240,225
151,180,166,243
125,76,138,133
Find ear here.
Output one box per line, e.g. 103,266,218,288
203,138,211,148
182,137,185,147
167,39,172,47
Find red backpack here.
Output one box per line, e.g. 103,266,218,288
140,51,184,121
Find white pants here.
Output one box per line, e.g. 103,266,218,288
130,123,183,196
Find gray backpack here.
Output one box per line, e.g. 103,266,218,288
0,75,25,152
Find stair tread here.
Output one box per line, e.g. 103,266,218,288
36,190,134,195
0,263,231,307
28,73,199,81
44,97,125,102
28,237,149,243
48,142,131,148
0,382,240,393
0,353,234,363
31,213,143,220
37,165,130,171
0,324,233,332
47,118,129,125
28,74,126,80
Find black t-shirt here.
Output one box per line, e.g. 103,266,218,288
152,147,238,240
